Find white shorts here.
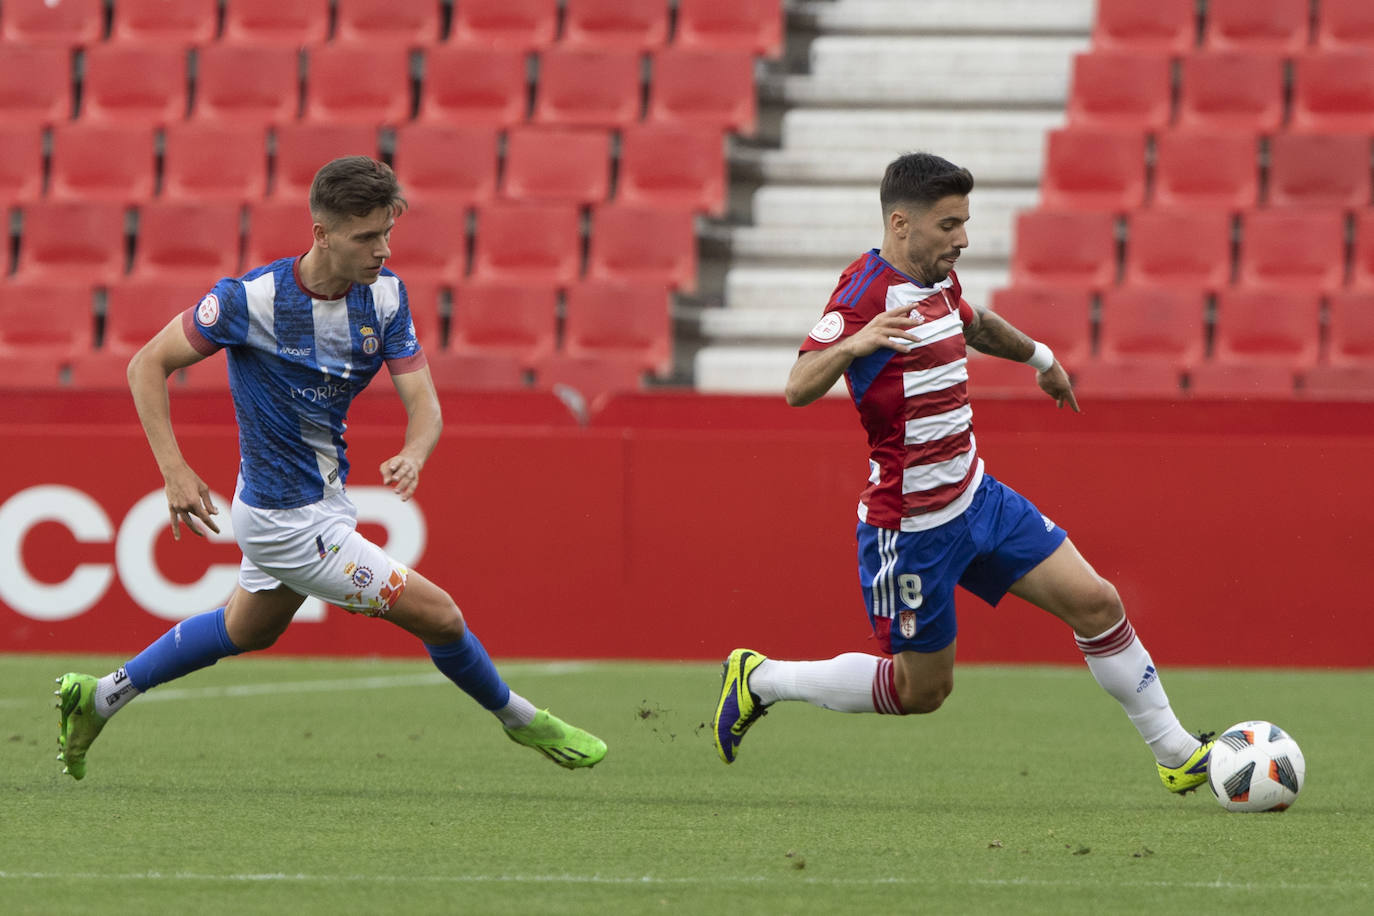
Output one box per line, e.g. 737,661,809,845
231,482,409,617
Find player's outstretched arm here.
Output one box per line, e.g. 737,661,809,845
383,365,443,501
965,307,1080,412
127,316,221,538
785,304,927,406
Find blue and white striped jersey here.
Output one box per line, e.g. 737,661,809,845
182,256,426,509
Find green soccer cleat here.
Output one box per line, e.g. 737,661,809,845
1158,731,1216,794
504,709,607,769
712,648,770,764
55,673,107,781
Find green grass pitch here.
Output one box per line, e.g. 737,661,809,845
3,654,1370,915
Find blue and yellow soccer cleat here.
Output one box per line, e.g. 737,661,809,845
1158,731,1216,794
713,648,770,764
55,673,107,781
504,709,607,769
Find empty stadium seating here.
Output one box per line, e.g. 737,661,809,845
563,279,673,374
0,126,46,206
245,200,312,267
1316,0,1374,50
1301,364,1374,399
108,0,219,47
426,351,529,391
1008,210,1118,289
68,279,206,389
47,123,157,204
1203,0,1311,53
333,0,443,47
161,123,270,203
469,202,583,286
0,281,95,388
79,44,189,126
271,125,380,200
1351,211,1374,290
1212,287,1323,369
1038,128,1147,213
1236,210,1348,291
531,47,643,128
220,0,330,47
193,44,301,126
1324,291,1374,366
1090,0,1197,53
502,126,612,204
382,206,469,287
13,201,128,287
1151,129,1260,211
1,0,103,46
449,0,559,51
1176,52,1286,133
587,204,698,292
392,124,500,207
562,0,670,51
1291,51,1374,133
302,45,411,127
647,49,757,134
1267,132,1372,209
676,0,784,58
416,46,530,127
1065,52,1172,130
617,124,727,216
1122,209,1234,290
129,201,244,284
0,44,71,126
448,281,559,367
1097,286,1207,369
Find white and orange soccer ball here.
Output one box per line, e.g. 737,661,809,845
1208,720,1306,812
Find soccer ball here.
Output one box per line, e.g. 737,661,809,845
1207,720,1306,812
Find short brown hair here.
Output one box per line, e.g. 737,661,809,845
880,152,974,215
308,156,407,226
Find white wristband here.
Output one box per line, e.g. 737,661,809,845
1026,341,1054,373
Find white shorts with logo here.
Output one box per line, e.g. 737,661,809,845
231,482,409,617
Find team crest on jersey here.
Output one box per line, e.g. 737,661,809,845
808,311,844,343
195,294,220,327
899,610,918,639
360,324,380,355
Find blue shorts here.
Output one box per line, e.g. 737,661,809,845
857,474,1068,655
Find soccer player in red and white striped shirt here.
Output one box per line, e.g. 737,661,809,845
712,152,1213,794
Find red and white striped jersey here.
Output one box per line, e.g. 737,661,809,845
799,250,982,531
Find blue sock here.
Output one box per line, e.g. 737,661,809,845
123,608,243,692
425,629,511,711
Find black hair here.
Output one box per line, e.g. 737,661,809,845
879,152,975,214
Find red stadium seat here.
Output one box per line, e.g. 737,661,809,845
48,123,157,204
1,0,102,46
563,0,669,51
1097,285,1207,369
1267,132,1371,209
1176,52,1286,133
1151,129,1259,211
130,201,243,284
1213,287,1322,368
1091,0,1197,53
221,0,330,48
1122,209,1234,290
1316,0,1374,50
448,281,558,367
1236,210,1347,292
245,199,311,266
302,45,411,127
531,48,643,128
162,123,269,203
0,281,95,387
647,49,756,134
1323,290,1374,366
449,0,558,51
1008,211,1118,290
193,44,301,126
69,279,204,389
1350,210,1374,290
587,204,697,292
1070,360,1186,398
383,206,468,286
1291,51,1374,134
334,0,442,47
14,201,128,286
416,46,529,127
108,0,218,47
392,124,500,207
80,45,189,127
1203,0,1311,53
426,351,529,391
0,45,71,126
1039,128,1147,213
1187,362,1297,397
985,286,1093,367
562,279,672,374
1065,52,1173,131
470,202,582,286
270,125,379,200
502,126,611,204
1302,364,1374,399
617,124,727,216
0,126,47,206
676,0,783,58
398,278,443,349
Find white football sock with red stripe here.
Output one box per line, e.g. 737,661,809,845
750,653,906,714
1077,616,1199,767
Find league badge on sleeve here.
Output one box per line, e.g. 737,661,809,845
195,293,220,327
809,311,845,344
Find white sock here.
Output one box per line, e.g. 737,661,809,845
93,667,140,719
493,690,537,728
750,653,903,714
1077,617,1199,766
